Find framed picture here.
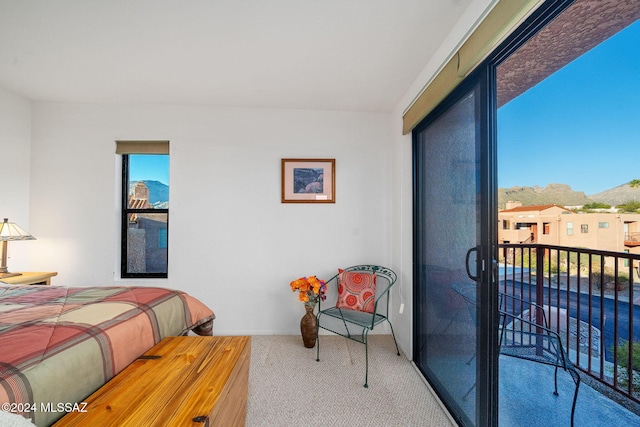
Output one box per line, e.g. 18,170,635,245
281,158,335,203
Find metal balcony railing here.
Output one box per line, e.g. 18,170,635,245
625,233,640,247
498,243,640,405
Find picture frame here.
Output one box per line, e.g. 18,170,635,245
281,158,335,203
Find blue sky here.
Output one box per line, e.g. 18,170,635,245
498,20,640,196
129,155,169,185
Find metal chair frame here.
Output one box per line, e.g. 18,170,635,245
453,284,580,426
499,293,581,427
315,265,400,387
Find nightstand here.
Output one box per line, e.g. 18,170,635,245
0,272,57,286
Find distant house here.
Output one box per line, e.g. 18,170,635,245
499,202,572,245
129,182,152,210
127,182,168,273
499,201,640,266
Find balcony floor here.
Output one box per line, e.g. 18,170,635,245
500,355,640,426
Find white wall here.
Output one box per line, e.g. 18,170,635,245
0,87,32,272
1,0,497,358
27,102,393,335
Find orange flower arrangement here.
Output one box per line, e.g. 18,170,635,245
290,275,327,307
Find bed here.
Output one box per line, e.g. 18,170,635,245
0,284,215,426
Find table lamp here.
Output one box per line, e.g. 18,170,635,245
0,218,36,278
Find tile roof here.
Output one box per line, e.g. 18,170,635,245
128,198,150,209
497,0,640,107
500,204,570,213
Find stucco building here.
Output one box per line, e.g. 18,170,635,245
498,202,640,256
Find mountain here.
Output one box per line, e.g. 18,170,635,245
589,182,640,206
144,180,169,205
498,184,592,209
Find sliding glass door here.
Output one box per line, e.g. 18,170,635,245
413,70,498,427
410,2,602,425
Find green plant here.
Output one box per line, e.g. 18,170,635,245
581,202,611,210
614,341,640,393
617,200,640,213
630,179,640,203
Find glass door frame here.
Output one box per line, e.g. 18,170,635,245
411,1,575,425
412,62,498,427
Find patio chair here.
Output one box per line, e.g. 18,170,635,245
423,266,469,335
452,287,581,424
499,293,581,427
316,265,400,387
517,304,604,362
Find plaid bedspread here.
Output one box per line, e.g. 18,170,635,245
0,285,215,426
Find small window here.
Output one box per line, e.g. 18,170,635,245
502,220,510,230
118,141,169,278
543,223,550,234
581,224,588,233
599,222,609,229
158,228,168,249
567,222,573,236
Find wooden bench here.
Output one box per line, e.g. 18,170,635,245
54,336,251,427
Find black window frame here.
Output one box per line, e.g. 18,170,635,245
121,154,169,279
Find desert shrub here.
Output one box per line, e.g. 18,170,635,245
613,341,640,394
617,201,640,213
581,202,612,210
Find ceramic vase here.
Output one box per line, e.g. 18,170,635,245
300,305,317,348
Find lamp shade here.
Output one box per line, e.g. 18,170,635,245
0,218,36,277
0,218,36,241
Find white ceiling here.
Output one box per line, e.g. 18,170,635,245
0,0,474,112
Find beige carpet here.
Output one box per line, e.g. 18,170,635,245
246,335,455,427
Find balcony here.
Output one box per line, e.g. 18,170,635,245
500,227,535,244
625,232,640,247
499,243,640,414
